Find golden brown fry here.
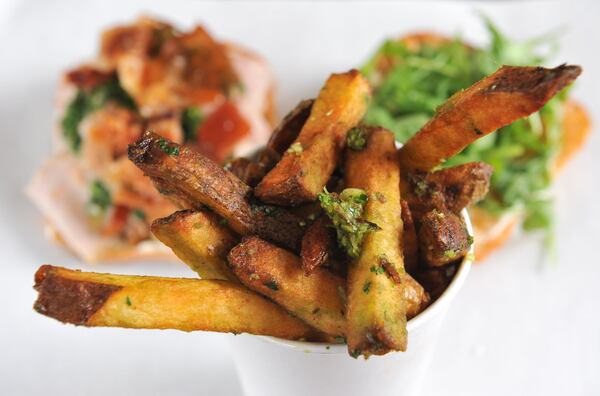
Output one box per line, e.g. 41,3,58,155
151,209,238,281
33,265,320,340
398,64,582,172
228,237,346,337
129,131,305,250
255,70,371,205
418,209,471,267
301,216,337,275
345,127,413,356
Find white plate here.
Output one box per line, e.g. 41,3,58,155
1,1,599,395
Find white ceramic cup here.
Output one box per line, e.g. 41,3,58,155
229,210,473,396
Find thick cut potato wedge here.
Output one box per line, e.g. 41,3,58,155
398,64,581,172
228,237,346,337
151,209,238,281
418,209,471,267
34,265,319,340
345,127,422,357
255,70,371,205
129,131,305,250
401,162,493,220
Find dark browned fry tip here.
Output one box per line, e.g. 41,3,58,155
128,130,164,166
33,266,121,325
488,64,581,100
267,99,314,154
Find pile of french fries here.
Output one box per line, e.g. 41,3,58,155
33,65,580,358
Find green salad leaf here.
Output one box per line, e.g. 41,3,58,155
361,17,569,241
61,78,137,153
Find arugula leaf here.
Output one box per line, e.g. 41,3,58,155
362,17,568,239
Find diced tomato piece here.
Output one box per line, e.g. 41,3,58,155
196,102,250,163
102,205,130,237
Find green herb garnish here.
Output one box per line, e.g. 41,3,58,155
347,126,367,150
370,265,385,275
89,180,111,213
62,78,136,153
362,281,372,294
132,209,146,220
158,138,180,156
263,280,279,291
126,296,132,306
318,187,380,258
181,107,203,142
362,17,567,244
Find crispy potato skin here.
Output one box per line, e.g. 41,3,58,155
344,127,411,356
400,200,419,274
398,64,582,173
255,70,371,205
129,131,305,250
151,209,238,281
34,265,319,340
402,162,493,220
301,216,337,274
418,209,470,267
228,237,346,337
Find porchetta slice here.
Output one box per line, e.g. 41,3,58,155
27,154,173,262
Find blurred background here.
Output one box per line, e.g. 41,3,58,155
0,1,598,395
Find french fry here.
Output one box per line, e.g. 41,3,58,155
151,209,238,281
418,209,471,267
33,265,320,340
224,100,313,187
398,64,582,172
401,162,493,219
228,237,346,338
301,216,337,274
344,127,412,356
255,70,371,205
400,200,419,274
129,131,305,250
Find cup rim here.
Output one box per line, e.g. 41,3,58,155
256,208,474,354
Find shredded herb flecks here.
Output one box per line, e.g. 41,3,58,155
158,138,180,156
347,126,368,150
318,187,380,258
264,280,279,291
